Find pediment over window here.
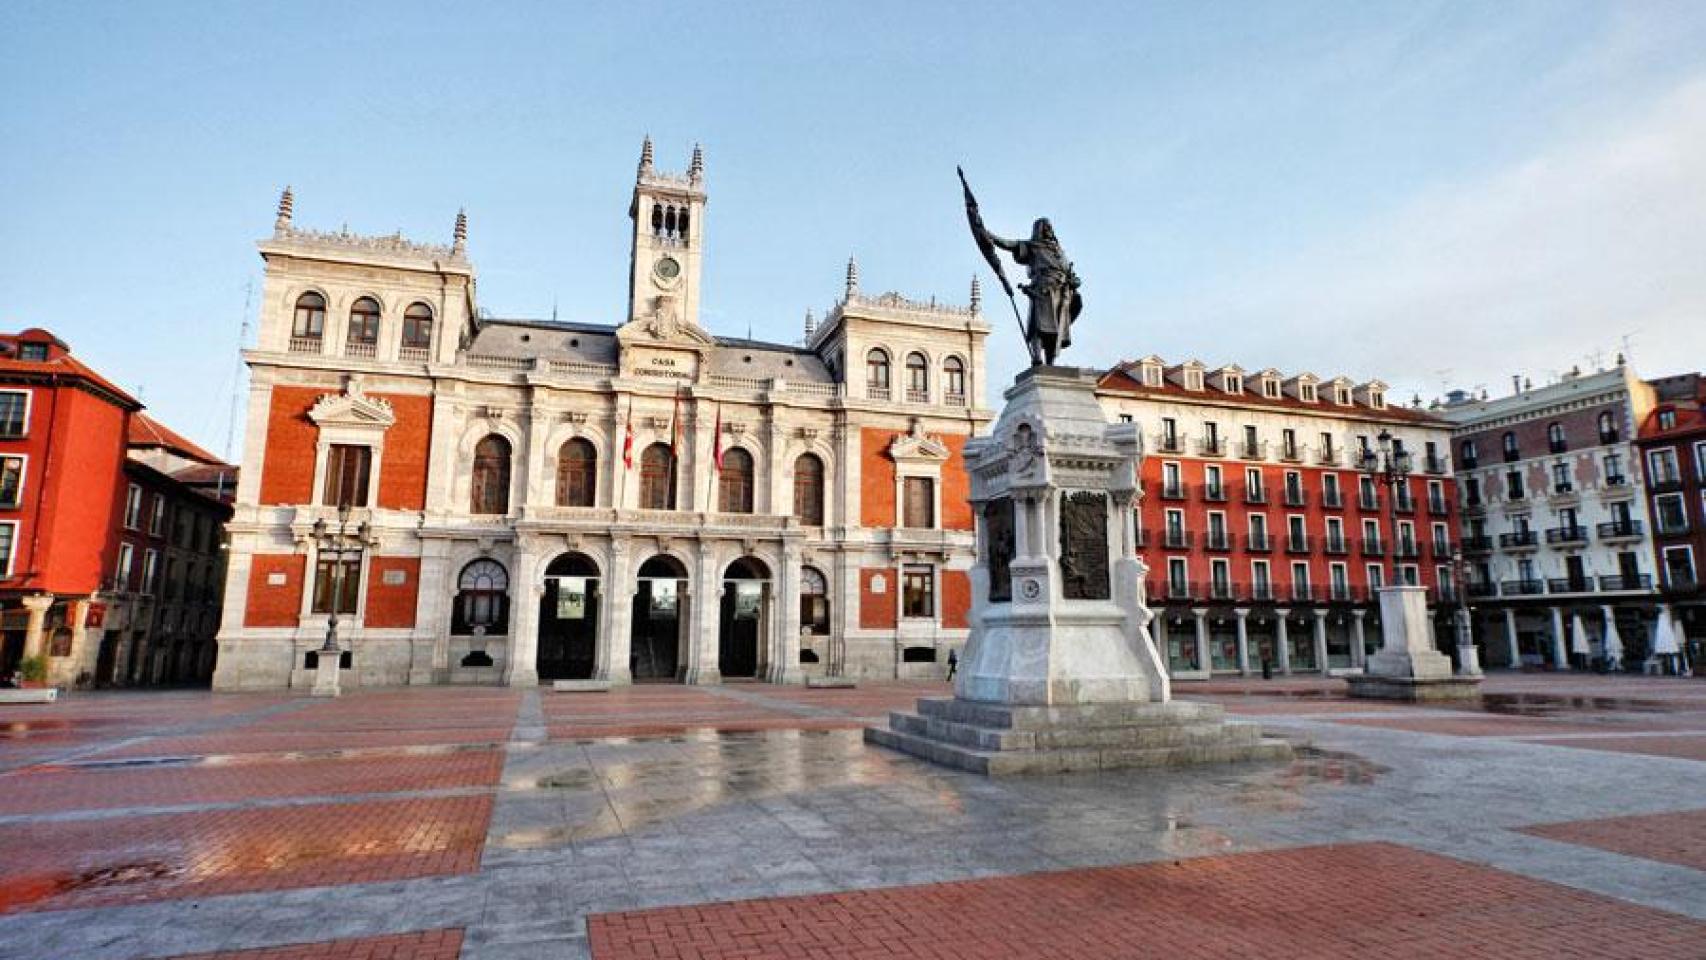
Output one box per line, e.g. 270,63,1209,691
308,386,396,429
888,420,950,463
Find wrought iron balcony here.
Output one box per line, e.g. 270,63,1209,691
1244,486,1269,505
1246,532,1273,552
1545,526,1589,545
1321,490,1345,509
1204,531,1235,552
1467,581,1499,598
1153,433,1185,454
1462,535,1493,553
1423,454,1449,475
1238,440,1267,460
1430,538,1453,558
1285,534,1312,554
1499,530,1539,549
1501,578,1546,596
1200,483,1229,503
1283,488,1308,507
1160,481,1188,500
1249,582,1276,602
1549,438,1569,454
1359,493,1380,511
1599,429,1620,445
1393,495,1416,514
1597,520,1643,540
1208,580,1237,601
1461,455,1479,469
1546,577,1594,595
1394,540,1420,559
1598,574,1652,591
1278,443,1304,463
1323,535,1349,555
1428,496,1450,515
1503,448,1521,463
1291,583,1320,602
1360,537,1385,557
1657,516,1692,536
1317,447,1341,466
1662,575,1701,595
1197,437,1227,457
1163,530,1194,549
1328,583,1359,602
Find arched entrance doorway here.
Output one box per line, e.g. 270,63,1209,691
720,557,770,679
538,552,601,680
633,555,688,681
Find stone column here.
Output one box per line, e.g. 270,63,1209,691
506,545,543,686
1193,607,1211,672
1275,609,1292,675
410,549,450,685
1549,606,1569,670
1155,614,1170,671
769,542,805,684
20,595,53,661
49,599,92,687
1312,609,1329,674
597,539,633,684
1504,608,1520,669
682,541,721,684
1351,609,1368,668
1232,608,1249,676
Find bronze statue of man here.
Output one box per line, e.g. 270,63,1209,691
958,168,1083,367
988,218,1081,366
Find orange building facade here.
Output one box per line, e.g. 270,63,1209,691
214,145,990,690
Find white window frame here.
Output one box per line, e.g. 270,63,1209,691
1431,522,1449,550
1662,545,1696,586
1251,559,1271,596
1290,560,1311,592
1287,513,1306,540
1247,513,1268,539
1399,564,1419,586
1329,562,1349,594
0,520,15,577
124,484,143,529
142,548,160,595
1326,516,1344,543
0,453,26,508
116,542,135,588
149,494,166,536
0,389,31,439
1696,441,1706,483
1647,447,1679,484
1168,556,1188,593
1366,563,1384,589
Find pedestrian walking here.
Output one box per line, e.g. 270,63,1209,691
946,648,959,680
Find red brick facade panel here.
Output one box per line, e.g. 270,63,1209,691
941,434,973,531
244,554,305,627
859,567,897,629
376,393,431,511
859,428,896,528
258,386,321,506
941,569,971,628
363,556,420,628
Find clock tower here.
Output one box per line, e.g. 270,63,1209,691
627,137,707,329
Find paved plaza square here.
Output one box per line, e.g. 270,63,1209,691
0,675,1703,959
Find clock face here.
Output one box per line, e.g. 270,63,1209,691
654,256,681,280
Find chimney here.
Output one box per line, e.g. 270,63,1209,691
1511,375,1523,396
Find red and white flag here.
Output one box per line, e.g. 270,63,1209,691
669,390,682,454
711,402,723,472
621,397,634,469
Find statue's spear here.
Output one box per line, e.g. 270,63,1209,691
958,166,1036,364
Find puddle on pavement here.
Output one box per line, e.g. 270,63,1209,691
56,740,501,771
1234,746,1388,812
1476,694,1677,717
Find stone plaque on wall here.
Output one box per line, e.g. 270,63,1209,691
984,496,1015,602
1059,491,1109,601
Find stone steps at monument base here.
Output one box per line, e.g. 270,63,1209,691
913,696,1227,730
887,710,1263,752
864,723,1292,776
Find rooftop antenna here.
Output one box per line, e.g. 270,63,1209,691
224,279,253,462
1585,348,1607,371
1619,331,1640,365
551,297,558,323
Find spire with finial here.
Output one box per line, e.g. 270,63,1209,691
638,135,654,176
804,308,816,340
453,208,467,252
970,275,982,314
844,255,859,298
274,185,294,232
689,143,704,183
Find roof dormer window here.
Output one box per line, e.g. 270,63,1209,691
1369,390,1385,409
1184,369,1203,391
1142,364,1162,387
1334,386,1352,405
1300,383,1317,402
1224,375,1242,395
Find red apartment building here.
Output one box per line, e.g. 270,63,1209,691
1098,356,1462,678
0,328,232,686
1636,372,1705,670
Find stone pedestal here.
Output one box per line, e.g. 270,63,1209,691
311,648,342,698
867,367,1291,774
1345,586,1481,701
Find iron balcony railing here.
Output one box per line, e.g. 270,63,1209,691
1599,430,1620,444
1501,578,1546,596
1278,444,1304,463
1208,580,1237,601
1423,454,1449,474
1329,583,1359,602
1249,582,1276,602
1238,440,1267,460
1598,574,1652,591
1160,481,1188,500
1323,535,1349,555
1394,495,1416,514
1317,447,1341,466
1467,581,1499,598
1662,575,1701,595
1321,489,1344,509
1285,534,1312,554
1428,496,1450,515
1245,486,1269,505
1154,433,1185,454
1499,530,1539,548
1504,447,1521,463
1462,535,1493,553
1546,577,1594,595
1283,488,1308,507
1545,526,1590,545
1597,520,1643,539
1204,531,1235,551
1163,530,1194,549
1359,493,1380,511
1650,474,1685,493
1291,583,1320,602
1200,483,1230,503
1360,537,1385,557
1246,532,1273,552
1549,439,1569,454
1197,437,1227,457
1394,540,1420,559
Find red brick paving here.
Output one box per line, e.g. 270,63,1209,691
1521,809,1706,872
0,794,492,914
156,928,463,960
588,842,1706,960
1527,734,1706,762
0,749,504,815
1331,715,1685,737
549,717,868,740
102,727,518,759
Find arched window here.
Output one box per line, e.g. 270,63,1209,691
293,292,326,339
402,302,433,350
556,438,597,507
800,565,829,635
905,352,929,402
348,297,381,346
793,452,824,525
943,356,966,405
866,349,890,397
719,447,754,514
470,435,512,515
1547,422,1566,453
1502,431,1519,461
452,559,509,635
640,443,675,510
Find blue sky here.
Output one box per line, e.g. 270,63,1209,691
4,1,1705,454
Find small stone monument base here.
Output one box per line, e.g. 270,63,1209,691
867,698,1290,776
1344,586,1482,702
864,367,1290,775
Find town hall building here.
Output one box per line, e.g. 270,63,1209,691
212,142,991,690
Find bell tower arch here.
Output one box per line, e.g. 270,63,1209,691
628,137,708,329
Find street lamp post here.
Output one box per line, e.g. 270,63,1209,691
1449,547,1482,676
309,503,370,698
1357,429,1412,588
